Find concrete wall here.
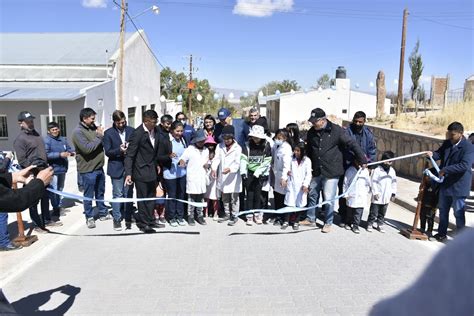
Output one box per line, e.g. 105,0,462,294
84,80,116,129
0,98,85,150
365,123,444,179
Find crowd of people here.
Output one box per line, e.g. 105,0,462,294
1,105,472,250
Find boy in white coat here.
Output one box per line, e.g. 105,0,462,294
368,151,397,233
211,125,243,226
343,160,371,234
179,129,209,226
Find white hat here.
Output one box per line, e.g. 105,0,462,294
248,125,266,139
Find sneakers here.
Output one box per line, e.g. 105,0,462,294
218,215,230,223
169,219,178,227
377,224,386,233
338,222,345,228
197,217,207,225
255,216,263,225
125,221,132,230
0,242,22,252
344,224,351,230
150,221,165,229
300,219,316,227
87,217,96,229
293,223,300,230
113,220,122,231
99,214,112,221
352,227,360,234
45,220,63,227
188,217,196,226
213,213,219,221
227,217,238,226
159,216,166,224
273,219,281,226
366,226,373,232
281,222,289,230
177,218,186,226
246,218,253,226
322,224,332,233
433,233,447,242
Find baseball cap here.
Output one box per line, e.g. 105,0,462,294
18,111,35,121
308,108,326,123
217,108,231,121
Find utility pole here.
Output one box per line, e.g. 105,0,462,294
118,0,127,111
188,54,193,115
396,8,408,116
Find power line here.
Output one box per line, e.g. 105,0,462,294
411,14,474,30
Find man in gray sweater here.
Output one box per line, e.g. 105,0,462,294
72,108,110,229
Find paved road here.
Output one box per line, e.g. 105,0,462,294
3,201,441,315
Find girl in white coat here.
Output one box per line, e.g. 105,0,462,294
211,125,242,226
284,142,312,230
343,160,371,234
271,129,293,226
204,135,219,220
179,129,209,226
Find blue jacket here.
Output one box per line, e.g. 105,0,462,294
103,125,135,179
432,137,474,197
182,124,195,145
344,125,377,168
44,134,73,174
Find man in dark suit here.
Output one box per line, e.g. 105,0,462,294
124,110,164,233
428,121,474,242
103,110,135,231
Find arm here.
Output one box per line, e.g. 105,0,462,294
340,131,367,164
156,137,172,166
103,132,122,159
240,145,248,176
281,145,292,181
124,130,139,177
44,138,60,161
0,157,10,173
366,128,377,163
371,169,381,197
303,159,312,188
391,170,397,196
0,177,46,212
72,130,103,155
13,138,28,168
228,146,242,173
441,144,474,175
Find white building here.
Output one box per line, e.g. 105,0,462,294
260,78,391,131
0,31,163,150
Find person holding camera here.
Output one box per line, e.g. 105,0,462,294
44,121,75,221
103,110,135,231
13,111,53,232
72,108,109,229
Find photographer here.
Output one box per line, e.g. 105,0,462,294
13,111,51,232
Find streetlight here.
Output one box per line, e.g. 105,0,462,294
114,0,160,111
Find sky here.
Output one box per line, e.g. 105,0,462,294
0,0,473,94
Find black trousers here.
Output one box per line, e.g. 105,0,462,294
245,174,263,211
273,191,286,222
135,180,157,227
337,176,347,223
420,206,437,234
368,203,388,226
347,207,364,228
29,190,50,228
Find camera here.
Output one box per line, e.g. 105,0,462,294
29,157,49,176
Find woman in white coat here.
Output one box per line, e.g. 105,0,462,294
211,125,242,226
271,129,293,225
284,142,312,230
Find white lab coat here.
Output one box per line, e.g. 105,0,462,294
205,156,218,200
371,165,397,205
284,156,312,207
272,141,293,195
343,166,371,208
262,136,274,192
211,141,242,194
180,145,209,194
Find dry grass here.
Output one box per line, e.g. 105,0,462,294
372,100,474,137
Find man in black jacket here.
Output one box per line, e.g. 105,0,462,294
301,108,367,233
124,110,164,233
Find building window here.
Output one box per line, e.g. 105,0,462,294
128,107,136,128
342,109,347,114
150,104,155,111
141,105,147,117
0,115,8,138
41,115,67,137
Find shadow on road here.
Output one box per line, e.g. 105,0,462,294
228,227,319,236
48,231,200,237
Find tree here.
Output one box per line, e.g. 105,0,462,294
316,74,331,89
408,39,424,116
279,79,300,92
240,94,257,109
258,79,301,95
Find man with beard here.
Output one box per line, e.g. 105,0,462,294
338,111,376,226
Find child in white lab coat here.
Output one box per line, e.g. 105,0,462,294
368,151,397,233
204,135,219,220
343,160,371,234
179,129,209,226
211,125,242,226
272,128,293,226
283,142,312,230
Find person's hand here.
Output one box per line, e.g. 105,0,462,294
211,170,217,179
390,194,396,202
222,168,231,175
96,126,104,136
120,143,127,153
169,152,177,158
12,166,36,184
439,169,446,177
302,185,309,193
178,159,186,167
60,152,70,158
426,151,433,158
36,167,54,186
281,179,287,188
125,175,133,186
5,152,12,160
373,194,380,201
361,164,368,169
69,152,76,157
156,165,161,174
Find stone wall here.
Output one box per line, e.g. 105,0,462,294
344,121,444,180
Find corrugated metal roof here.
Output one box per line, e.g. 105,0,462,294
0,32,133,65
0,82,99,101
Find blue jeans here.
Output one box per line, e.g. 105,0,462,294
81,169,107,219
0,213,9,247
111,175,133,221
306,176,339,225
437,192,466,236
49,173,66,211
163,176,186,220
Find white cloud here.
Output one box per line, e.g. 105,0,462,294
233,0,294,17
82,0,107,9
